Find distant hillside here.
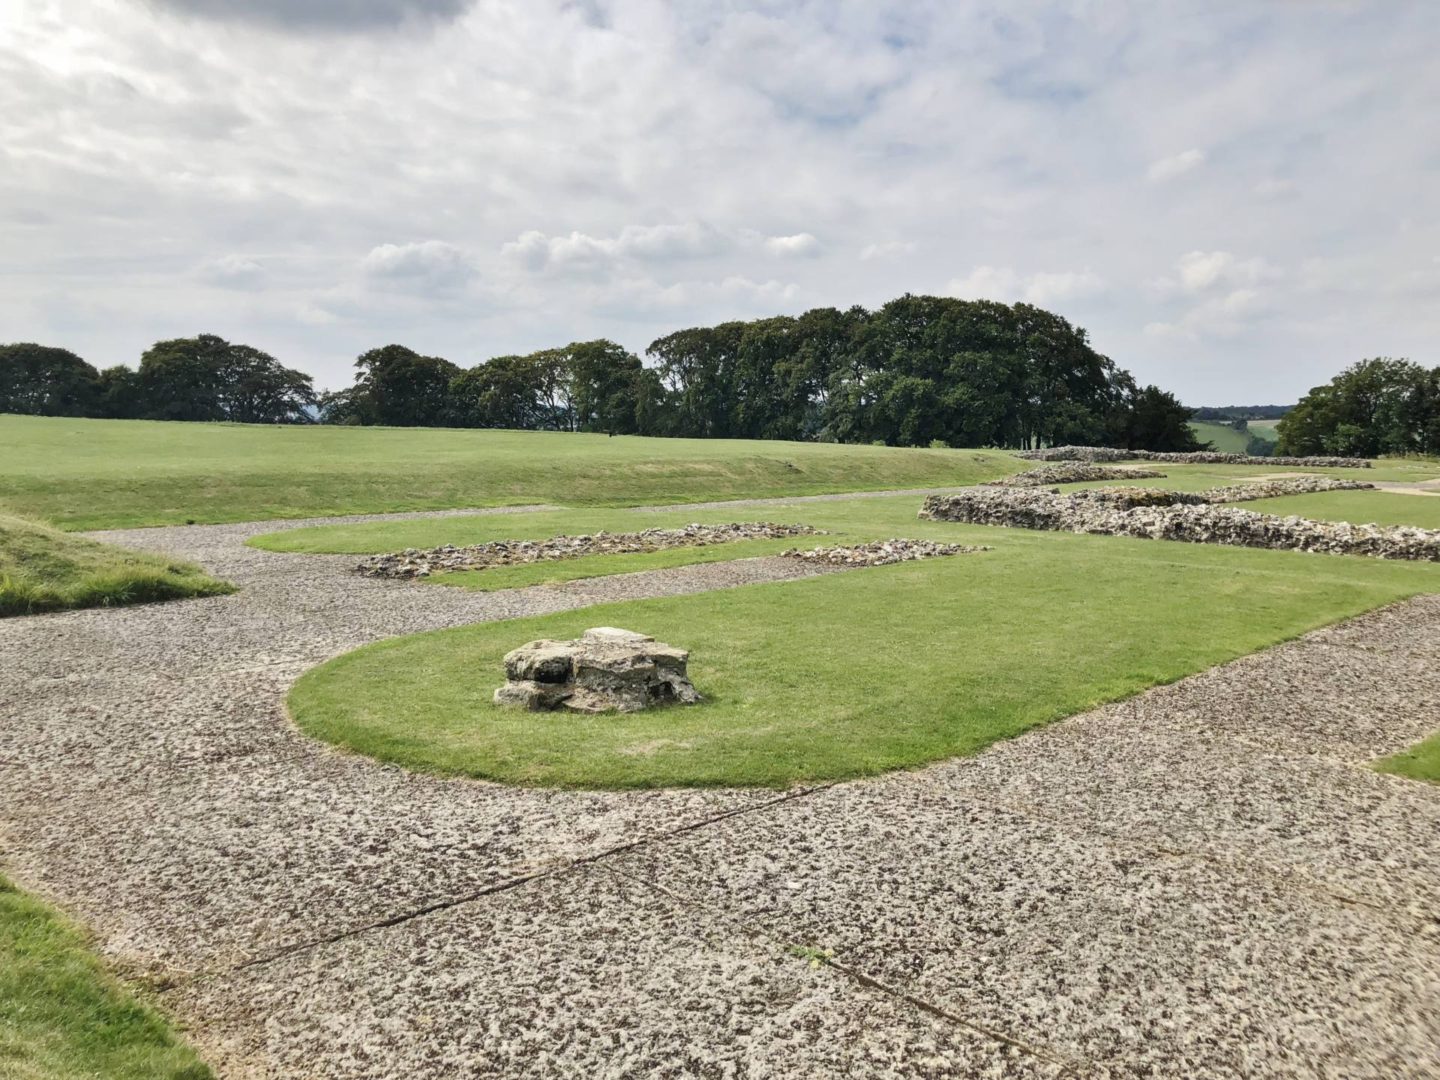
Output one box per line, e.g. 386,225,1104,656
1191,404,1293,422
1189,420,1251,453
1189,418,1280,456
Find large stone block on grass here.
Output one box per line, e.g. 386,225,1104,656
495,627,702,714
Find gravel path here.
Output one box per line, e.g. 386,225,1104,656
2,506,1439,1078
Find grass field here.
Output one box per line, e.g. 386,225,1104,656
288,495,1440,788
1376,731,1440,785
0,876,210,1079
0,415,1021,530
1245,490,1440,529
0,514,233,617
1189,420,1252,453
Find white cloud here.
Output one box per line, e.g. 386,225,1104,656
196,254,265,290
947,266,1105,305
502,223,733,272
1146,148,1206,182
859,240,917,261
763,232,822,258
361,241,475,291
1170,250,1276,293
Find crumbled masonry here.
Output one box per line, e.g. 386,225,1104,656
987,463,1167,487
920,486,1440,560
1015,445,1371,468
1070,475,1373,510
494,627,702,713
357,522,823,578
780,539,988,566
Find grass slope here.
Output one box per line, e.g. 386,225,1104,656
0,415,1021,530
1189,420,1251,453
0,876,210,1079
289,497,1440,788
1245,490,1440,529
1375,733,1440,785
0,515,232,617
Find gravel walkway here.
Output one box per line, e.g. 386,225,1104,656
2,507,1439,1078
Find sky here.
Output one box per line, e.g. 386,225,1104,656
2,0,1437,404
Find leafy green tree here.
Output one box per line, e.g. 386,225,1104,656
449,355,541,429
1277,358,1439,457
1109,384,1203,452
353,344,460,427
566,340,644,434
94,366,142,419
216,345,316,423
0,343,100,416
135,335,314,423
136,335,232,420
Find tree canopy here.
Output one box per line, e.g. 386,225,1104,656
4,295,1207,451
0,343,100,417
1276,358,1440,458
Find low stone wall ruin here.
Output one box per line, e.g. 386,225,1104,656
780,539,987,567
988,463,1167,487
1068,475,1372,510
1014,445,1371,469
357,522,822,578
919,488,1440,561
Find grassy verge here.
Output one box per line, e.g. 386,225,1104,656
1374,732,1440,785
0,515,233,618
288,498,1440,788
0,415,1021,530
427,538,815,592
0,875,210,1079
1244,490,1440,529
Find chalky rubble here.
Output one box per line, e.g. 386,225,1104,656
357,522,822,579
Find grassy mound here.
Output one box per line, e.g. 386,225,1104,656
0,515,232,617
287,497,1440,789
0,875,211,1079
0,415,1022,530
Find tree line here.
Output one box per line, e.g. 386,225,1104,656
1277,358,1440,458
0,293,1202,449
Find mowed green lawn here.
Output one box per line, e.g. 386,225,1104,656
1246,490,1440,529
289,495,1440,788
0,415,1021,530
0,876,210,1079
1376,733,1440,785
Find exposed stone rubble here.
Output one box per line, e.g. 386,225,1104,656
920,488,1440,560
988,463,1167,487
1012,445,1132,462
1130,449,1372,469
494,627,702,713
780,538,988,567
1070,475,1373,510
357,522,823,578
1015,445,1370,469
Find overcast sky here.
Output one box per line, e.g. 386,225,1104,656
3,0,1437,403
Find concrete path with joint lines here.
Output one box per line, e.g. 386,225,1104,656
1,506,1439,1078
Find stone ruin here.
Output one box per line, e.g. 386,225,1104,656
919,486,1440,562
780,538,988,567
1014,445,1371,469
1069,475,1372,510
357,522,822,579
494,627,702,713
987,463,1167,487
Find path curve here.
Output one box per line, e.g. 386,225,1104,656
2,506,1439,1078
